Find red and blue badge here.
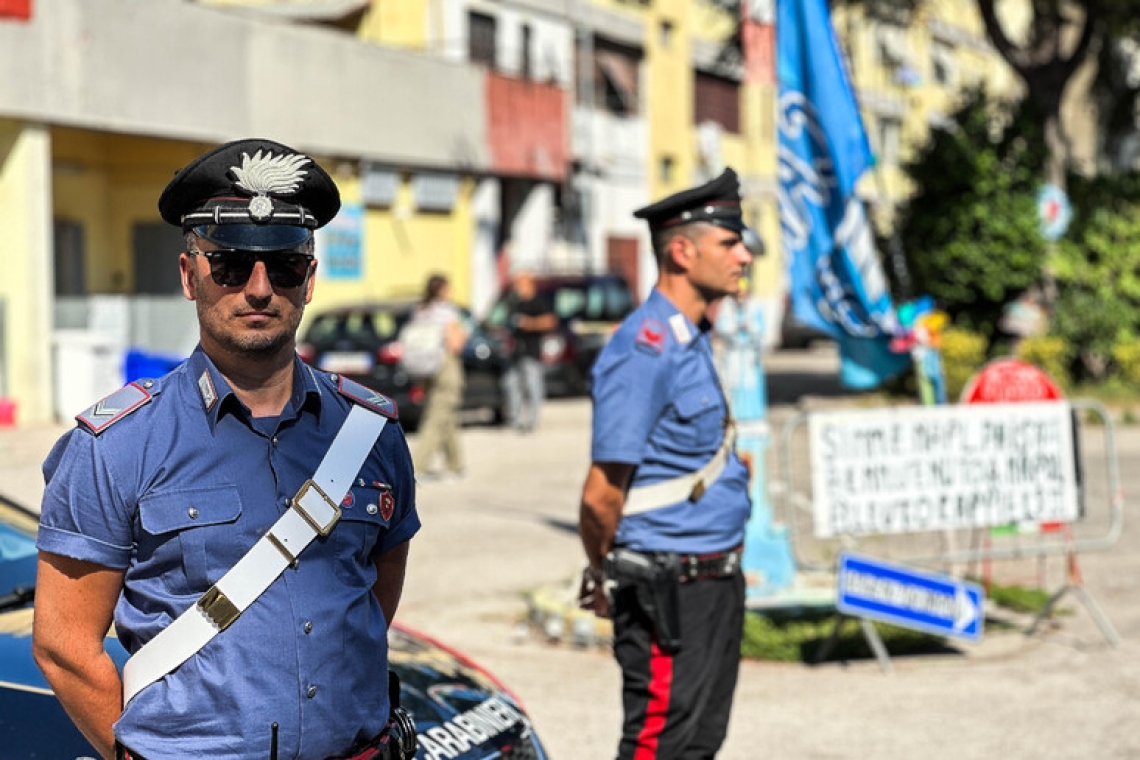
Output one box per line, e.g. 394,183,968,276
635,319,667,355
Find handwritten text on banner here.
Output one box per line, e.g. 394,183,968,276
808,402,1079,538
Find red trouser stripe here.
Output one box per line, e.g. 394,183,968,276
633,641,674,760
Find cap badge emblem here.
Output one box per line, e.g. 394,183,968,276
230,150,312,222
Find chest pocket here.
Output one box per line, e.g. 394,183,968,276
138,486,243,593
668,385,726,450
331,484,391,588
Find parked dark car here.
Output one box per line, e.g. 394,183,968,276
298,302,510,432
485,274,636,396
0,493,548,759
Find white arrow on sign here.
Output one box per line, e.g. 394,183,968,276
954,587,979,632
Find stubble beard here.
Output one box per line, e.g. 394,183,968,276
196,295,304,358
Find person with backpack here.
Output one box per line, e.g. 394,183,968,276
407,273,468,481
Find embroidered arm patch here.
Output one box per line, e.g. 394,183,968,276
635,318,667,355
337,376,399,419
76,383,154,435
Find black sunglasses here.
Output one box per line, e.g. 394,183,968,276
191,249,315,289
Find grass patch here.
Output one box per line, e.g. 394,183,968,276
974,578,1058,615
741,609,958,664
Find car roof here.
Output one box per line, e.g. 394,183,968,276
532,274,627,287
308,300,419,316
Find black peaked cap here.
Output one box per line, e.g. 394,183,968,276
633,168,744,232
158,138,340,249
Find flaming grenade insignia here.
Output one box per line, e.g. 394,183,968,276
229,150,311,222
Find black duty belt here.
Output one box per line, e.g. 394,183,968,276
676,544,743,583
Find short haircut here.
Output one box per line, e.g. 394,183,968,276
649,221,713,263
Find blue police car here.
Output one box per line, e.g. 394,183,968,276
0,493,546,760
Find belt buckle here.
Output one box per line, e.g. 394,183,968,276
689,478,706,502
292,479,342,536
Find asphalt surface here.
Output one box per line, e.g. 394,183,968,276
4,344,1138,759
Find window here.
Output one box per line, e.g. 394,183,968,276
520,23,532,79
931,40,957,87
694,71,741,133
53,220,86,296
132,222,185,295
468,11,497,69
583,38,642,117
875,117,902,167
875,23,909,68
659,19,674,47
659,155,675,184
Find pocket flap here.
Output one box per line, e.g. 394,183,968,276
139,486,243,535
674,386,720,420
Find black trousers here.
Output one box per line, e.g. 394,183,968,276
612,571,745,760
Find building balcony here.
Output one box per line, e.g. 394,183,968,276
486,72,569,182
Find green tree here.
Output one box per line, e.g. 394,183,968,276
891,89,1048,336
1052,173,1140,378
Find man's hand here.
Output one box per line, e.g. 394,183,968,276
578,461,632,619
577,565,611,619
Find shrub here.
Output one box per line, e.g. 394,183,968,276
1052,173,1140,381
940,327,988,401
891,89,1048,339
1015,336,1071,389
1111,339,1140,387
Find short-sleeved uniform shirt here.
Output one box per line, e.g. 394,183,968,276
590,289,752,555
38,347,419,759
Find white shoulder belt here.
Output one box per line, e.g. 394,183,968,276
122,404,389,706
622,424,736,516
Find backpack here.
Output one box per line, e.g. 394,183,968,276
397,309,447,380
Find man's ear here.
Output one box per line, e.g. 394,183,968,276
304,258,318,305
665,233,693,272
179,253,198,302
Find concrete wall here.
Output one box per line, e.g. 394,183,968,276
505,183,555,274
0,121,54,422
0,0,490,171
470,177,501,317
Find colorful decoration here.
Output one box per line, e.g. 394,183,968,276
890,296,949,405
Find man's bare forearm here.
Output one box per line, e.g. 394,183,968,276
33,553,126,760
36,650,122,759
579,462,632,568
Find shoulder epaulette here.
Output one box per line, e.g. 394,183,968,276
76,381,155,435
336,376,398,419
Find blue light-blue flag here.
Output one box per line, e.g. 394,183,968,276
777,0,910,389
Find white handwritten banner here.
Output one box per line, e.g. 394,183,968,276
808,402,1079,538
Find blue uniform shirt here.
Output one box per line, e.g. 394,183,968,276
590,289,751,554
38,348,419,759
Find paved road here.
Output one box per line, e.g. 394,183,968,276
4,345,1138,759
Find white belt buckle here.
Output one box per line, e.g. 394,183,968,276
292,479,342,536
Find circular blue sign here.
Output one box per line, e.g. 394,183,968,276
1037,184,1073,241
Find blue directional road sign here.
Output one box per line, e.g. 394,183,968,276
837,553,985,642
